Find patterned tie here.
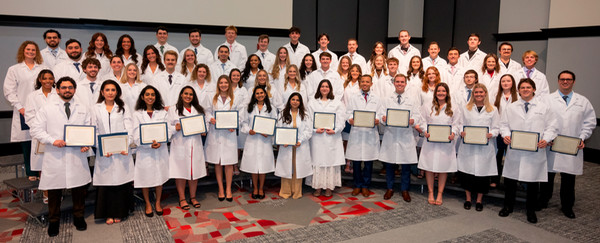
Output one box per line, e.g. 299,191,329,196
194,47,198,54
562,95,569,105
451,65,456,75
73,63,80,73
160,45,165,54
51,49,57,57
524,102,529,113
467,89,472,102
168,74,173,85
526,69,532,78
64,103,71,119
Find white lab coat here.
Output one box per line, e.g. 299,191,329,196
151,71,186,107
3,62,47,142
284,42,311,67
214,41,247,69
53,58,86,82
255,50,276,73
312,49,339,70
132,109,172,188
457,105,500,176
378,92,420,164
440,64,466,91
154,42,179,59
140,66,163,85
275,112,313,179
190,80,217,104
204,95,243,165
92,102,135,186
209,60,236,83
75,78,102,107
499,59,522,78
30,97,92,190
24,89,57,171
345,91,382,161
341,52,368,73
342,81,360,106
515,68,550,97
388,44,421,75
279,82,308,109
86,52,112,78
242,71,258,91
41,47,69,69
478,70,501,93
179,44,213,65
248,84,283,112
168,106,208,180
418,104,461,173
233,86,249,149
305,69,344,103
240,103,277,173
458,49,486,72
546,91,596,175
121,53,142,67
119,81,147,109
422,56,448,71
308,98,346,167
372,73,393,99
499,97,558,182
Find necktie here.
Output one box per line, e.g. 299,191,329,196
451,65,456,75
350,53,354,59
229,44,233,52
562,95,569,105
363,92,368,102
51,49,57,57
261,52,265,58
397,95,402,104
526,69,532,78
168,74,173,85
467,89,472,101
160,45,164,54
64,103,71,119
73,63,80,73
221,63,225,71
524,102,529,113
90,83,95,93
194,47,198,54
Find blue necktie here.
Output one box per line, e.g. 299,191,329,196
524,102,529,113
467,89,472,101
221,63,225,71
194,48,198,54
562,95,568,105
90,83,95,93
73,63,80,73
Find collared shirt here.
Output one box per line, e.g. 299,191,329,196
558,90,573,106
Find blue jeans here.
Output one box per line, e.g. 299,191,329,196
385,163,411,191
353,161,373,188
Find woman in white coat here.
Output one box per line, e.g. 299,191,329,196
92,80,135,224
270,47,290,88
230,68,247,175
342,64,362,173
4,41,47,181
240,86,277,199
178,49,197,79
307,80,346,197
491,74,518,187
478,53,501,93
457,83,500,211
132,85,172,217
276,93,313,199
417,82,461,205
241,54,264,90
115,34,142,67
169,86,208,210
140,45,165,84
205,75,244,202
498,78,558,223
279,65,307,106
119,63,147,109
190,64,216,147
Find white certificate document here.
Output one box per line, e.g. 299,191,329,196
386,109,410,127
275,127,298,145
550,135,581,156
35,140,45,155
510,130,539,152
427,125,451,143
99,133,128,156
313,112,336,130
215,111,239,129
140,122,168,145
353,110,375,128
180,115,206,137
252,116,276,136
64,125,96,147
463,126,489,145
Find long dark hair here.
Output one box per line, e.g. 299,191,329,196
135,85,164,111
141,45,165,74
35,69,55,90
176,86,205,116
97,80,125,113
299,53,317,80
281,93,307,124
115,34,139,64
494,74,518,112
241,54,264,85
247,85,272,113
314,79,335,100
86,32,112,58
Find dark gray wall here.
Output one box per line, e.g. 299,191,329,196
422,0,455,55
293,0,317,50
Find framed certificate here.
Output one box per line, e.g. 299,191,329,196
427,124,452,143
550,135,581,156
313,112,336,130
215,110,239,130
252,116,276,136
140,122,168,145
386,109,410,128
353,110,375,128
98,132,128,156
180,115,206,137
34,140,45,155
510,130,539,152
462,126,489,145
274,127,298,145
64,125,96,147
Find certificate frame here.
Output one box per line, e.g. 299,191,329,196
386,108,410,128
427,124,452,143
139,122,168,145
550,134,581,156
180,114,206,137
274,127,298,146
353,110,376,128
252,115,276,136
462,126,489,145
215,110,239,130
510,130,540,152
313,112,336,130
63,125,96,147
98,132,128,156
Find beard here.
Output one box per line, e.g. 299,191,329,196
68,52,81,60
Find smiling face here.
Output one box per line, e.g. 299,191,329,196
146,49,157,63
394,76,407,94
467,36,480,50
24,44,37,60
110,58,123,72
256,71,268,85
340,58,350,71
121,37,131,51
360,76,372,92
350,66,361,80
410,57,421,70
290,95,300,109
303,56,313,69
387,61,398,74
464,73,477,87
184,50,196,64
426,69,437,82
447,50,459,65
485,56,496,71
94,36,105,50
558,72,575,94
278,48,288,62
319,82,331,97
374,43,384,55
101,83,117,102
156,30,168,44
320,56,331,70
523,54,537,69
189,32,201,46
435,85,447,102
163,53,177,70
218,47,229,62
84,64,99,79
225,30,237,43
318,35,329,49
347,40,358,53
499,44,512,59
127,65,138,80
230,70,241,84
40,73,55,90
287,66,297,80
374,56,384,70
500,75,513,91
143,88,156,106
66,42,82,60
473,87,486,103
254,88,266,102
428,43,439,58
518,82,535,101
196,67,208,81
258,37,269,51
181,87,194,105
218,77,230,93
289,31,300,43
249,55,260,69
45,32,60,48
57,81,75,100
399,31,410,46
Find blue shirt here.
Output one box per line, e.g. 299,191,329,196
558,90,573,106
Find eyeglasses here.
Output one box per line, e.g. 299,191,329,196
59,86,75,90
559,78,574,82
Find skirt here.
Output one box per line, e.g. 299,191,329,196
458,172,490,194
306,166,341,190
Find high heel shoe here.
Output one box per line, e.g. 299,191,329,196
218,196,225,201
226,197,233,202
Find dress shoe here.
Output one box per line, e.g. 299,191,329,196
401,191,411,202
498,207,513,217
464,201,472,210
145,211,154,217
156,210,163,216
218,196,225,201
74,217,87,231
361,188,370,197
258,194,265,200
383,190,394,200
527,211,538,223
48,221,60,237
475,202,483,211
351,188,361,196
561,208,576,219
251,193,258,199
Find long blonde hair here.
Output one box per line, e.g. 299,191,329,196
466,83,494,113
337,56,352,77
344,64,362,88
212,75,235,108
254,69,273,98
370,54,387,77
283,65,301,91
271,47,290,79
180,49,197,76
120,63,143,84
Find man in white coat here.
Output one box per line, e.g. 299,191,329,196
441,47,466,91
458,34,486,72
30,77,91,236
305,52,344,102
179,28,213,65
341,38,368,72
539,70,596,219
154,26,179,59
312,33,338,70
388,30,421,75
40,29,68,69
283,26,311,67
209,45,236,83
153,50,186,109
53,39,86,81
497,42,522,78
255,34,276,72
214,25,247,69
515,50,550,97
422,41,447,70
76,58,102,107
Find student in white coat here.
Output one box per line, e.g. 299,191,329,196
305,52,345,103
53,39,86,82
119,63,147,109
92,80,134,225
214,25,247,69
240,86,277,199
276,93,313,199
346,75,382,197
307,80,346,197
312,33,339,70
177,49,197,80
498,78,558,224
230,69,249,158
441,47,466,91
342,64,362,173
154,26,179,59
491,74,518,187
458,33,486,72
283,27,311,67
250,70,282,111
140,45,165,84
279,65,308,107
190,64,216,104
378,74,420,201
152,50,186,109
539,70,596,219
169,86,208,210
84,33,113,78
299,54,317,82
76,58,102,107
241,54,264,90
368,54,389,97
179,29,213,66
205,75,244,202
4,41,47,180
366,42,387,75
341,38,368,72
453,70,479,108
337,56,352,81
255,35,276,73
209,45,236,83
497,42,522,78
457,83,500,211
132,85,173,218
30,77,91,236
115,34,142,67
388,30,421,75
406,56,424,92
478,53,501,92
422,42,448,70
515,50,550,97
417,82,461,205
270,47,290,88
40,29,68,69
101,56,124,83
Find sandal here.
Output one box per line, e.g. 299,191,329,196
428,192,435,205
28,176,37,181
179,199,190,210
114,218,121,223
106,218,114,225
190,198,201,208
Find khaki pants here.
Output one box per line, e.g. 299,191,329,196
280,146,303,199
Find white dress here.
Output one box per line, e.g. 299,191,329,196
456,105,500,176
168,107,208,180
132,109,172,188
240,103,277,174
24,89,57,171
275,112,313,179
418,104,461,173
204,96,243,165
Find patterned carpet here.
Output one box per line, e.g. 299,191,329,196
440,229,528,243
